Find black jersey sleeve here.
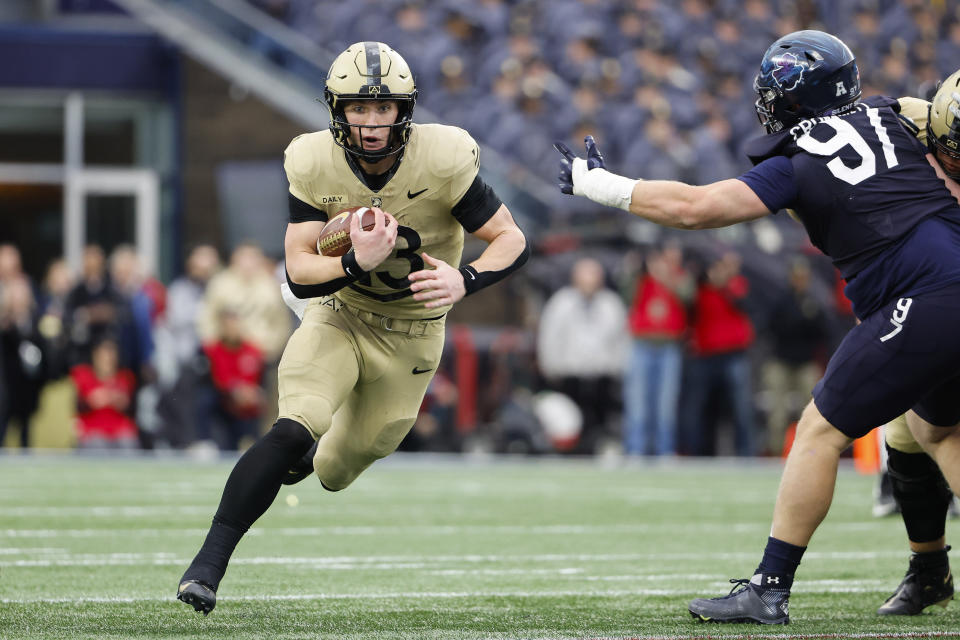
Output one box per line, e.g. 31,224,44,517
451,174,502,232
288,192,328,224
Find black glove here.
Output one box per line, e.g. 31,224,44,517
553,135,607,195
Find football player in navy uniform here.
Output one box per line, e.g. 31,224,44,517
176,42,528,615
557,30,960,624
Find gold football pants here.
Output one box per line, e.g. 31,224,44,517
278,296,445,490
885,413,924,454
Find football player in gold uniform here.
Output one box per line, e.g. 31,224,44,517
873,71,960,615
176,42,528,615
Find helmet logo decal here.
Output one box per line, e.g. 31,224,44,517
369,85,381,96
364,41,382,83
771,53,805,91
835,81,847,96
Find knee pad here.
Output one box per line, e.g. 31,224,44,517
312,449,353,492
887,444,953,542
313,418,414,492
265,418,316,457
279,396,335,441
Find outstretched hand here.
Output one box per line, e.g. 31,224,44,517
554,135,607,195
408,252,467,309
552,135,636,211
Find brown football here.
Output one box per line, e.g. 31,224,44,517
316,206,377,257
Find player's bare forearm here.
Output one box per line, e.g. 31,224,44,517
283,221,347,284
557,137,769,229
469,229,526,275
627,179,770,229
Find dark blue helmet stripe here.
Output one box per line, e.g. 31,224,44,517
364,41,381,84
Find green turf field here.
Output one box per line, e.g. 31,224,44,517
1,453,958,639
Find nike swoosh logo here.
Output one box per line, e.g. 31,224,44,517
411,366,433,375
407,188,428,199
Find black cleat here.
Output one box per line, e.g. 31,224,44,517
177,580,217,615
878,551,953,615
689,577,790,625
281,441,318,485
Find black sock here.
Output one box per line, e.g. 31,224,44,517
887,446,952,543
754,536,806,590
181,418,315,590
912,546,951,569
181,517,246,590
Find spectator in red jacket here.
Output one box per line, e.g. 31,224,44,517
681,251,757,456
622,243,693,456
197,308,265,450
71,335,138,449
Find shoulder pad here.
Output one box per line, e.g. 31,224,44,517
863,95,900,110
896,96,930,141
415,124,480,179
744,130,793,166
283,131,330,183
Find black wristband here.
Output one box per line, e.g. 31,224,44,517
459,265,481,295
457,241,530,297
341,250,368,280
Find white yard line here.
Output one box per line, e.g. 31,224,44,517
0,549,910,567
0,582,913,605
0,521,891,537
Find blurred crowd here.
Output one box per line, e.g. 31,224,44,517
0,242,291,453
252,0,957,189
0,238,850,459
524,247,845,458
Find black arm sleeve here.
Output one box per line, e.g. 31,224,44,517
451,174,502,232
288,192,328,224
284,250,369,299
285,268,351,299
459,239,530,296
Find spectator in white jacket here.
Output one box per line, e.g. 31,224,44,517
537,257,628,453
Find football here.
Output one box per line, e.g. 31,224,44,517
316,206,376,256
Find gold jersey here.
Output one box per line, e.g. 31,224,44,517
284,123,480,319
897,96,930,145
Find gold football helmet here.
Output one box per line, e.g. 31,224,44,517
324,41,418,163
928,69,960,179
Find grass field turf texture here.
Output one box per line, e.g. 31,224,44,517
2,454,959,639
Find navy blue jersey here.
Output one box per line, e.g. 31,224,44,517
739,95,960,317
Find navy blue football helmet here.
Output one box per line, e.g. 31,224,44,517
754,30,861,134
